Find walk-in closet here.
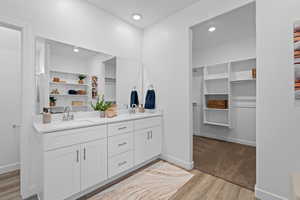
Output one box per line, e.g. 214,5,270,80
191,2,256,190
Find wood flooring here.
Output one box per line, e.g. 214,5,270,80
193,136,256,190
0,170,21,200
170,170,255,200
0,154,255,200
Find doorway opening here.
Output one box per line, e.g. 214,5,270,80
190,2,256,190
0,24,22,199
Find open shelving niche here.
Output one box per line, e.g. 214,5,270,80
200,57,256,128
49,70,91,113
103,57,117,103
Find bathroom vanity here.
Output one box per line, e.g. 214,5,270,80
32,36,158,200
34,113,162,200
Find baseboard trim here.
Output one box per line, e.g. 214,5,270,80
160,154,194,170
194,132,256,147
0,162,20,175
255,186,288,200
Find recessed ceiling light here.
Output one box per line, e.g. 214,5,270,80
73,47,79,53
208,26,216,32
132,13,142,21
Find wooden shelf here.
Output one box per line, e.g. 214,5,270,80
50,105,88,109
204,108,229,111
50,82,89,87
204,73,228,81
204,93,228,95
203,121,230,127
50,70,89,76
231,78,256,82
50,94,88,97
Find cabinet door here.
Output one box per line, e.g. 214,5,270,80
81,139,107,190
134,129,150,165
44,145,81,200
148,126,162,158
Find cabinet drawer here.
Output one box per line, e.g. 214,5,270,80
108,151,133,178
108,121,133,137
44,125,107,151
108,133,133,157
134,117,161,130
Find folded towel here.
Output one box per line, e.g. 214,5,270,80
295,37,300,42
145,90,156,109
295,32,300,37
130,90,139,107
295,51,300,56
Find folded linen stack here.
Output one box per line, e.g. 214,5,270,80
295,80,300,91
295,31,300,63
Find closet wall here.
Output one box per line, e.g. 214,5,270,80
192,3,256,146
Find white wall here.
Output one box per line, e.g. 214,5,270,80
193,37,256,67
143,0,253,170
0,26,21,174
0,0,142,198
256,0,300,199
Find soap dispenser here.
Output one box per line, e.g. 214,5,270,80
43,107,52,124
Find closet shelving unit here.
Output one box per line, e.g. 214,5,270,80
49,70,91,113
201,57,256,128
203,63,231,127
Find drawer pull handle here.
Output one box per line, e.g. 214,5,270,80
118,142,127,147
118,127,127,130
83,148,86,160
118,161,127,167
76,150,79,163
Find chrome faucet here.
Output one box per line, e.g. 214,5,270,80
62,106,74,121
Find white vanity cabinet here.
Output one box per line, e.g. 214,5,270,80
81,139,107,191
44,145,81,200
44,140,108,200
134,118,162,165
38,115,162,200
42,126,108,200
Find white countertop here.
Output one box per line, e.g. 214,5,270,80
34,112,162,134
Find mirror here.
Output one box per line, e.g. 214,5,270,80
35,37,142,114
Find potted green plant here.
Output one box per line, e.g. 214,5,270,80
91,95,112,118
49,97,57,107
78,74,86,84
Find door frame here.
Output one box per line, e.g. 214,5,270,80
0,16,33,198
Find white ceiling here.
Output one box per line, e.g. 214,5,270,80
192,3,256,51
87,0,202,28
